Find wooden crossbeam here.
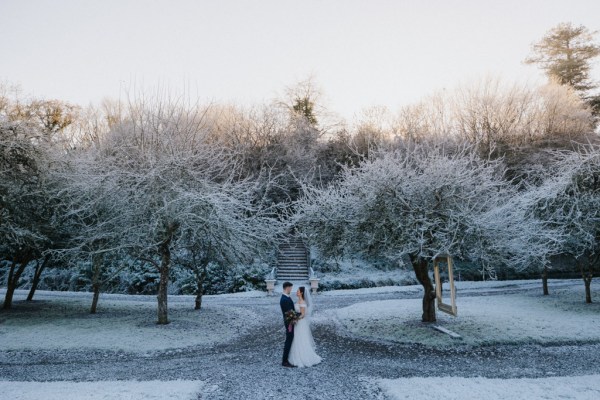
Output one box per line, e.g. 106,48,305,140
432,324,462,339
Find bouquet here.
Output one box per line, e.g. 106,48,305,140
285,310,301,332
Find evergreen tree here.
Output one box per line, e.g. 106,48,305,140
292,96,318,126
526,23,600,95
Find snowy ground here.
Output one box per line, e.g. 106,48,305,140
2,380,204,400
379,375,600,400
0,290,262,352
332,281,600,347
1,279,599,399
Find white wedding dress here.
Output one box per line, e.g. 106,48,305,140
288,302,322,368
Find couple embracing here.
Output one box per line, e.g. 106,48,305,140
280,281,322,368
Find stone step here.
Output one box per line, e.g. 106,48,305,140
278,264,307,268
278,268,308,272
275,237,309,281
278,263,307,266
278,270,308,274
278,251,307,255
278,259,307,263
277,267,308,274
278,270,308,275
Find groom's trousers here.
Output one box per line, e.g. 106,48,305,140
283,325,294,363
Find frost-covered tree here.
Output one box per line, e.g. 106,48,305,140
532,146,600,303
201,103,324,204
54,146,135,313
295,144,558,322
0,87,82,307
489,167,571,294
348,106,396,160
0,88,80,146
61,93,284,323
0,122,62,308
173,175,282,310
395,78,594,155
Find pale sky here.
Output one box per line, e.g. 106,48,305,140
1,0,599,121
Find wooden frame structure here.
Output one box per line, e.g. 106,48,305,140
433,254,457,316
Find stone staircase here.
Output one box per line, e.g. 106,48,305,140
276,237,309,281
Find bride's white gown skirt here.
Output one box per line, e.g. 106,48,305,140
288,317,322,368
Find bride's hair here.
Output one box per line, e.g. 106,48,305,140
298,286,306,301
299,286,312,314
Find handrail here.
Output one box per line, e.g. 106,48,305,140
306,242,311,277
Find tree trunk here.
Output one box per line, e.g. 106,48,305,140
90,284,101,313
410,255,436,322
194,265,207,310
577,254,594,304
157,244,171,325
3,257,31,309
194,285,203,310
542,266,549,296
27,254,50,301
583,272,593,304
90,254,103,314
156,222,179,325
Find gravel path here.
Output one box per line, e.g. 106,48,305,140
1,282,600,399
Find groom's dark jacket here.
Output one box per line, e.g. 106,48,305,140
280,294,294,327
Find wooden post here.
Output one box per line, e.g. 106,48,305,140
433,254,457,316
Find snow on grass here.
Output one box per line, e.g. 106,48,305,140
334,281,600,347
2,279,596,352
315,258,415,287
379,375,600,400
206,289,265,299
320,278,575,297
0,290,262,352
1,380,204,400
321,284,422,296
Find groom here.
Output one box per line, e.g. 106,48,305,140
280,281,296,368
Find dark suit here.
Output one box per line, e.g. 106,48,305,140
280,293,295,364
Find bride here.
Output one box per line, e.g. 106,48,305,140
288,286,322,368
